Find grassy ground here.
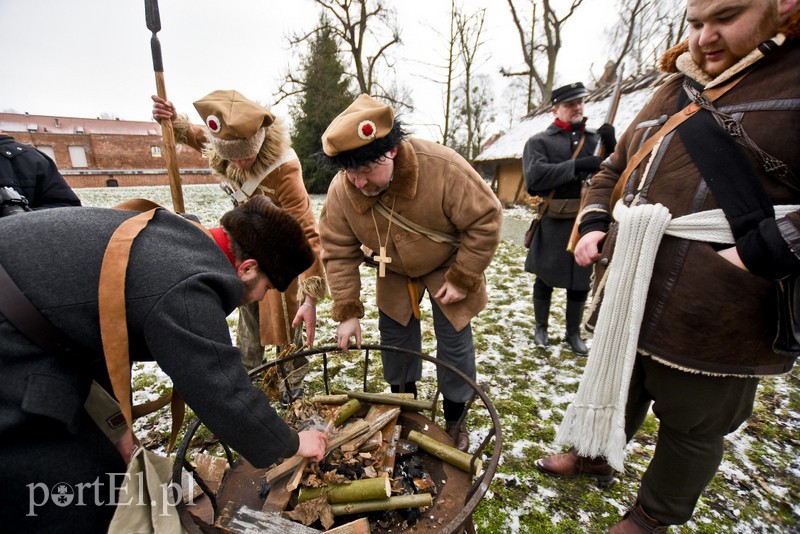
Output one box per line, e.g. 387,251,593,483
77,185,800,533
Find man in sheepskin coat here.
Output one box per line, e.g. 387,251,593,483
153,90,326,402
536,0,800,531
318,94,502,452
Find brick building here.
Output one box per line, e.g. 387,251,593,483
0,112,213,188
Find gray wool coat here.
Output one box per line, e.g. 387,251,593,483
0,208,297,478
522,123,599,291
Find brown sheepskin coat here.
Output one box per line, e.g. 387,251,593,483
175,117,326,345
319,138,502,331
581,8,800,376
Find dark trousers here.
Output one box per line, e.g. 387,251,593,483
378,296,476,403
625,354,759,525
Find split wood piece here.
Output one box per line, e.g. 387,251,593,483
297,477,391,504
261,478,294,513
217,501,321,533
359,430,383,452
264,419,370,483
346,391,433,412
312,394,349,405
334,399,362,426
323,517,370,534
408,430,483,476
341,406,401,452
378,424,402,479
287,416,337,492
194,453,229,495
329,494,433,517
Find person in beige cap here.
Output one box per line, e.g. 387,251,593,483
318,94,503,451
152,90,326,404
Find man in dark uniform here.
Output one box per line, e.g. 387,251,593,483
0,132,81,216
522,82,615,355
0,197,327,533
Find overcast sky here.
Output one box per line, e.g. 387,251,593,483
0,0,618,141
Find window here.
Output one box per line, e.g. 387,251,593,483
68,146,88,168
151,146,162,158
37,145,56,163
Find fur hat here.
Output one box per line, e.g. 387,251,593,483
551,82,588,104
220,196,314,292
322,94,395,157
193,90,275,161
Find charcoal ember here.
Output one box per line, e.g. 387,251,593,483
334,463,364,479
395,439,418,458
257,480,271,499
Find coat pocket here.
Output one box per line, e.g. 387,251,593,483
21,373,84,434
393,230,456,278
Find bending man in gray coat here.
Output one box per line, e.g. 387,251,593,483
0,196,327,533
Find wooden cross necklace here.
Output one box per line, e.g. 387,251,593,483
370,195,396,277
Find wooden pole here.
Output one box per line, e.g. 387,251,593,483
346,391,433,412
297,477,391,504
329,494,432,516
408,430,484,476
144,0,184,213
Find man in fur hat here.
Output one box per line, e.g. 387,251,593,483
536,0,800,531
152,90,326,403
0,196,327,533
317,94,503,451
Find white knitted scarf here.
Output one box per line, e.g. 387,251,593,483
554,201,800,471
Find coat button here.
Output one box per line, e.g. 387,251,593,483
5,151,11,156
599,258,609,266
624,193,635,203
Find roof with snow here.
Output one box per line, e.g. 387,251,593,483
474,70,673,163
0,113,162,136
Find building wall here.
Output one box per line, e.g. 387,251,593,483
6,120,215,188
494,161,525,204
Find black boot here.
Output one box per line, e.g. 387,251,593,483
533,298,551,348
565,300,588,356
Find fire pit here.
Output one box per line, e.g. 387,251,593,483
172,345,502,533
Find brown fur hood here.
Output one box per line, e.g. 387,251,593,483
204,117,292,188
658,5,800,85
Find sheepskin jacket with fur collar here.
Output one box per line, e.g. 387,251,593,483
319,137,503,331
581,5,800,376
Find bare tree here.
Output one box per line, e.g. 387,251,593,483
454,6,487,158
606,0,687,76
501,0,585,110
311,0,402,104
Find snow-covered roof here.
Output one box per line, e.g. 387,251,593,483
0,113,162,136
474,72,672,163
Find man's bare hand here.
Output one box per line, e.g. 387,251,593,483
337,317,361,351
151,94,177,122
291,301,317,347
434,281,467,305
717,246,748,271
574,231,607,267
297,430,328,462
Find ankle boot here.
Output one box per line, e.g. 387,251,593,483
609,502,669,533
533,297,551,348
445,420,470,452
534,448,614,487
565,299,588,356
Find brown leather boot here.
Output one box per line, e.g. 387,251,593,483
608,503,669,533
445,420,470,452
535,448,614,487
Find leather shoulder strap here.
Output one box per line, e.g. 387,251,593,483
0,261,79,354
610,73,749,207
98,208,160,434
